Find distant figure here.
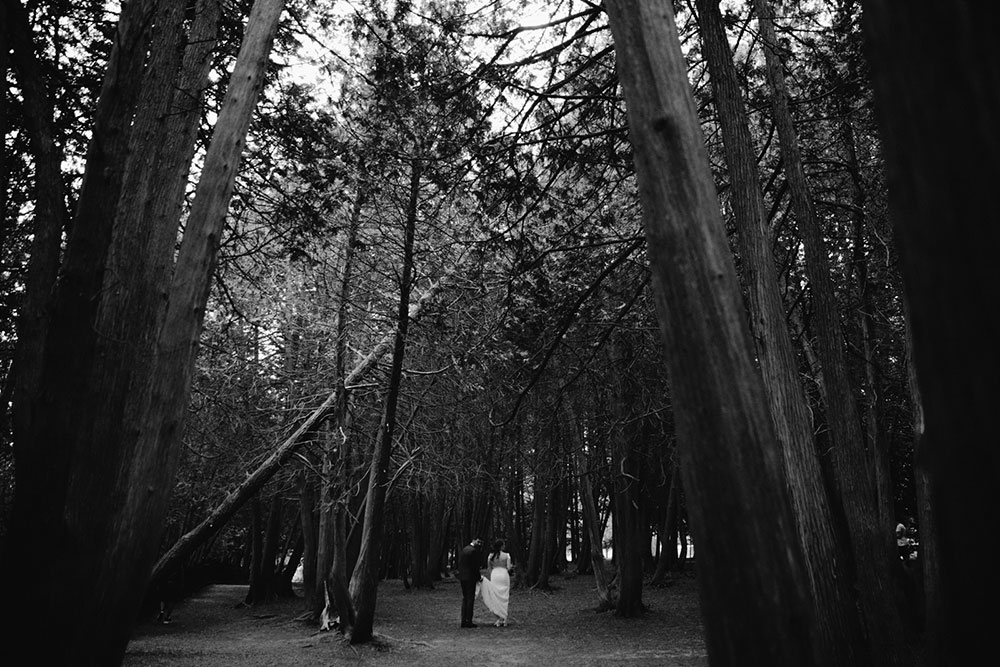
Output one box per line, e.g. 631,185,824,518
479,539,513,627
896,518,917,563
457,538,484,628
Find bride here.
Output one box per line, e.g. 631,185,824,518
478,539,513,627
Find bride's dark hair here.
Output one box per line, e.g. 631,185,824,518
491,539,504,561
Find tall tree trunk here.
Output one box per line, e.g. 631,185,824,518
650,467,677,585
277,532,304,597
326,500,356,631
842,108,895,554
608,339,644,617
247,496,265,596
862,6,1000,663
315,186,365,621
695,1,868,663
605,2,816,664
524,467,547,588
298,470,319,611
904,312,940,662
751,2,910,663
348,159,422,644
576,448,615,610
425,487,450,582
246,492,284,604
4,4,157,646
1,2,243,664
536,481,558,589
313,421,338,620
610,484,643,617
407,495,433,589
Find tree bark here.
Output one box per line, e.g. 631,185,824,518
861,7,1000,664
695,1,868,663
650,467,677,585
1,2,233,663
4,1,156,633
314,186,365,622
842,105,896,560
536,481,558,589
313,421,337,620
524,466,547,588
406,497,431,588
298,471,319,611
604,1,816,663
348,159,422,644
751,3,910,663
577,448,615,610
608,340,644,617
246,492,284,604
904,312,939,651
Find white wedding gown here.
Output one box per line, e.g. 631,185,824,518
478,552,511,623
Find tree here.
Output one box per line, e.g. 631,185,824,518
348,153,421,643
1,0,285,662
861,2,1000,665
751,2,910,661
693,1,868,663
604,0,815,663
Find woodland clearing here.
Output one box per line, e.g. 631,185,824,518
124,572,707,666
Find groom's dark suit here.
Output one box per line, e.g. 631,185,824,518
457,541,482,627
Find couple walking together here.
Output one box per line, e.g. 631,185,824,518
458,538,512,628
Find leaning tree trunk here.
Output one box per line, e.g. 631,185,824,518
751,3,910,663
150,275,447,586
694,1,868,663
861,8,1000,665
604,2,816,664
348,159,422,645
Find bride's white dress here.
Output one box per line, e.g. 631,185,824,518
478,551,511,622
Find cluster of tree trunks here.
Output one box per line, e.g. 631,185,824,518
2,0,285,662
604,0,998,665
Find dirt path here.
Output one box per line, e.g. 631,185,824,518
124,573,708,666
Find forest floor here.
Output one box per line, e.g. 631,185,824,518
123,571,708,666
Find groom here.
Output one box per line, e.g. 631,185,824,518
457,538,484,628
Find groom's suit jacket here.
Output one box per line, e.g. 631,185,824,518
457,544,481,582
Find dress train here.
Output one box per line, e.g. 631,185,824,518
479,566,510,623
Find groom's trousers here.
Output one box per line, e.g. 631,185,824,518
460,579,476,625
